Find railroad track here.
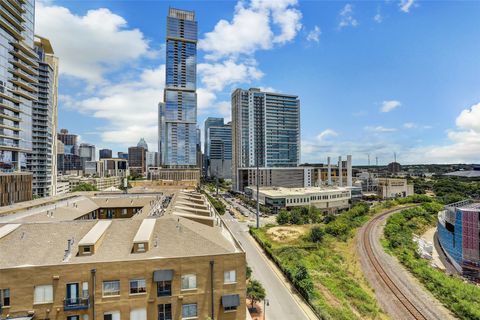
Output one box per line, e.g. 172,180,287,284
362,205,427,320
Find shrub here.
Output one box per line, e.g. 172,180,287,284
309,226,325,243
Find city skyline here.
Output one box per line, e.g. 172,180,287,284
36,1,480,164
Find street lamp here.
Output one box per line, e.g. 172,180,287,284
263,298,269,320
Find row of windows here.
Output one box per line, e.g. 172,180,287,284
65,304,192,320
0,270,236,307
285,193,348,204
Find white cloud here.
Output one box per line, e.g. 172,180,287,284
70,65,165,149
197,60,263,92
36,3,150,84
456,103,480,132
306,25,321,43
199,0,302,60
364,126,397,132
399,0,415,13
403,122,416,129
339,4,358,29
374,13,383,23
380,100,401,112
316,129,338,141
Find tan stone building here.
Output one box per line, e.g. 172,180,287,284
0,191,246,320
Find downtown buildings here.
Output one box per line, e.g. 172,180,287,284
204,118,232,179
158,8,198,168
0,0,60,203
232,88,301,191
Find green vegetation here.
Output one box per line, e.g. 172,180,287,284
237,194,272,215
250,203,391,319
413,176,480,204
246,279,266,309
72,183,98,192
384,203,480,320
205,193,226,215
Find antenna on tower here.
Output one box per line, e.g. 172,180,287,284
394,152,397,163
367,154,370,166
375,156,378,166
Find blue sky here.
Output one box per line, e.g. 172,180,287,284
36,0,480,164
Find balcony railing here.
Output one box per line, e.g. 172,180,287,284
63,296,90,311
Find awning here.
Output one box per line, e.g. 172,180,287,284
10,317,34,320
153,269,173,281
222,294,240,307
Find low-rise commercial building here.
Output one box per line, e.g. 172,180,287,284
0,190,246,320
246,186,351,213
376,178,414,199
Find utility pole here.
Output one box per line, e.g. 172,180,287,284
256,150,260,229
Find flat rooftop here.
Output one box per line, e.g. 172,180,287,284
249,186,350,197
0,190,243,269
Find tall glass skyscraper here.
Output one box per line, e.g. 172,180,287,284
0,0,36,172
159,8,198,167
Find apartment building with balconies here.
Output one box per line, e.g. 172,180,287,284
0,190,246,320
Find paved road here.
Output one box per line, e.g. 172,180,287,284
357,208,454,320
222,212,317,320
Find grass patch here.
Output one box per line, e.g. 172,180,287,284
384,202,480,320
250,203,395,320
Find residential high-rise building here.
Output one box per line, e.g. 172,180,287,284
206,120,232,179
203,117,224,175
232,88,300,190
79,143,95,168
25,35,58,197
128,146,146,176
0,0,36,174
159,8,198,167
99,148,112,159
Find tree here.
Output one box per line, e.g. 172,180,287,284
276,210,291,225
72,183,98,192
246,265,252,280
309,226,324,243
246,279,266,309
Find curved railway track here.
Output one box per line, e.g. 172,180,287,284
361,205,428,320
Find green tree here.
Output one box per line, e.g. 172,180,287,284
72,183,98,192
246,279,266,309
246,265,252,280
276,210,291,225
309,226,325,243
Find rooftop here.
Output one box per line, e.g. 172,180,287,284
250,186,350,197
0,190,242,269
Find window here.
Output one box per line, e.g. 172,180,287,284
157,281,172,297
82,282,89,298
137,243,145,252
224,305,237,311
122,208,127,215
102,281,120,297
181,274,197,290
67,316,80,320
182,303,197,319
158,304,172,320
1,288,10,307
224,270,236,284
103,311,120,320
34,285,53,304
130,308,147,320
130,279,146,294
83,246,91,253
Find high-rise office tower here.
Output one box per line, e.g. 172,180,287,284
27,36,59,197
159,8,197,167
128,146,146,176
99,148,112,159
232,88,300,190
207,121,232,179
0,0,36,172
203,117,223,175
137,137,148,151
79,143,95,168
57,129,81,173
117,151,128,160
